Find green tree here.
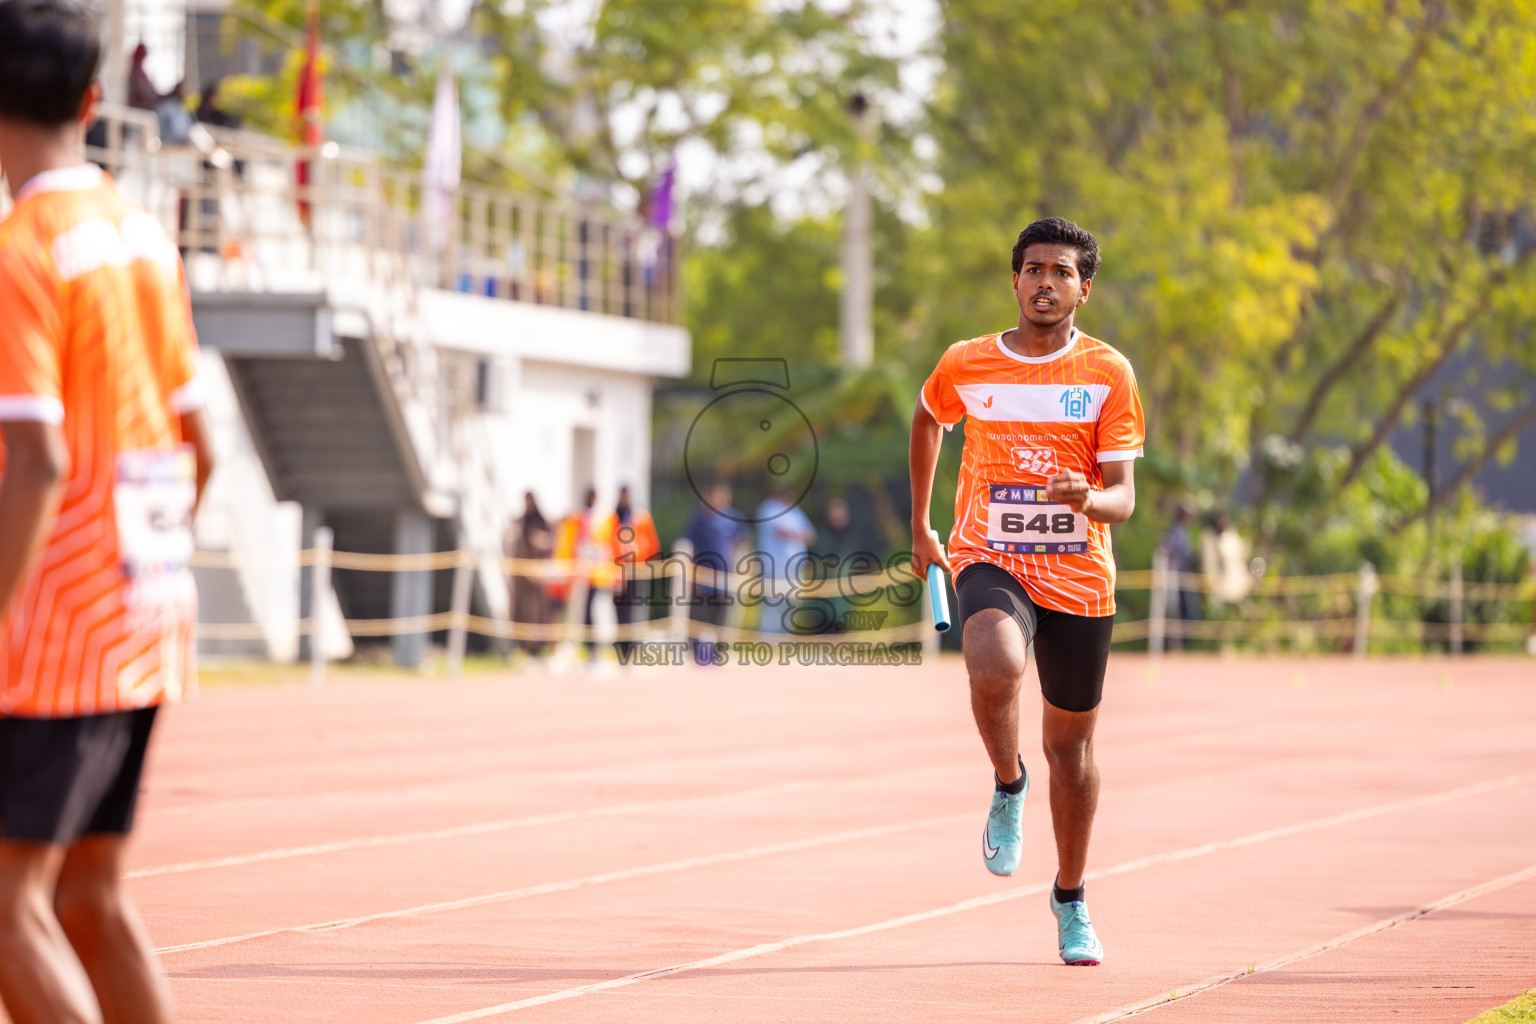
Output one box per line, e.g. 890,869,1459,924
923,0,1536,577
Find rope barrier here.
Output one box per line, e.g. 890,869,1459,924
190,548,1534,601
188,548,1534,659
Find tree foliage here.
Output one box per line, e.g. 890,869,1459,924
209,0,1536,600
922,0,1536,574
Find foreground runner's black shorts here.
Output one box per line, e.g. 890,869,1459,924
0,706,159,845
954,563,1114,713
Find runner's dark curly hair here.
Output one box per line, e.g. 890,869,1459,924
1011,217,1101,280
0,0,100,126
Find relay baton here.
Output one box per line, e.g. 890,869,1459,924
926,563,951,633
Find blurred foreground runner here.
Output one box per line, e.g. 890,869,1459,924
909,218,1144,966
0,1,214,1018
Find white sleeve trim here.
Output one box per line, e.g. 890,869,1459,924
919,390,957,432
1097,447,1143,463
0,395,64,424
169,378,206,414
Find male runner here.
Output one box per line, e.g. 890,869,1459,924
909,217,1143,966
0,1,214,1019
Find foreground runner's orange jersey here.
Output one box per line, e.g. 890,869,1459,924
0,165,202,717
921,328,1144,617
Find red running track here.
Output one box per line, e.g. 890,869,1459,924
58,656,1536,1022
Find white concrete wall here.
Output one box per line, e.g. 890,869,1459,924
486,361,655,524
193,350,352,662
419,290,689,378
423,287,685,525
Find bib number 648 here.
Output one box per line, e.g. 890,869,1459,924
999,512,1076,535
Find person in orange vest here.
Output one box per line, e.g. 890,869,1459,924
549,488,598,645
593,484,660,662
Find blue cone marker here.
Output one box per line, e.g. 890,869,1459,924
927,563,951,633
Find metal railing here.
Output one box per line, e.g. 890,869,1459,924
158,125,679,323
2,108,680,325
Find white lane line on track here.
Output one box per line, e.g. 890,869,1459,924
406,770,1535,1024
153,812,973,955
131,714,1464,881
139,734,966,819
1074,860,1536,1024
129,742,1332,882
129,762,970,880
134,714,1403,874
140,713,1323,821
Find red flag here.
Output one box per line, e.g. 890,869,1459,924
296,3,323,223
296,5,323,145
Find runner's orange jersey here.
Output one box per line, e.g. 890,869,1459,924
0,166,202,717
921,328,1144,617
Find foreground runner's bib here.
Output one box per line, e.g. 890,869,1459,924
115,447,198,635
115,446,197,574
985,485,1089,554
921,328,1145,617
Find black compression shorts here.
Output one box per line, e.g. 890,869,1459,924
954,562,1113,713
0,706,159,845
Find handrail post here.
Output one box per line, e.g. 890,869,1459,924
670,549,692,649
446,550,474,677
1148,548,1168,659
1449,560,1463,656
310,526,333,688
566,570,591,663
1354,561,1377,660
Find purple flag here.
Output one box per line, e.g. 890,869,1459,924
647,162,675,232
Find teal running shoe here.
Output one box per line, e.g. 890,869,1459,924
1050,891,1104,966
982,760,1028,876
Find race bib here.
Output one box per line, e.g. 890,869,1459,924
984,484,1090,554
115,447,196,575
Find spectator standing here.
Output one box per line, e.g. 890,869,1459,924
552,488,600,660
593,485,660,662
685,482,751,662
154,80,191,146
816,497,859,632
1157,506,1201,649
1201,510,1252,609
127,42,157,110
194,79,240,130
755,486,816,634
506,491,554,659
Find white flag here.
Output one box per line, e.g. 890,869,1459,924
423,56,461,253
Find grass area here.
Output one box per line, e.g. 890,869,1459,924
1468,990,1536,1024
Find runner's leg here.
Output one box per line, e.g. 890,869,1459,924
0,841,101,1024
962,608,1028,784
54,836,175,1024
1041,703,1099,889
1033,612,1113,889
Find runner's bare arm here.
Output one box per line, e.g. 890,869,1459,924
179,408,216,512
909,402,952,575
1045,461,1135,524
0,420,70,618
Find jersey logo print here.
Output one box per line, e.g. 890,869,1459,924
1011,446,1057,477
1060,386,1093,419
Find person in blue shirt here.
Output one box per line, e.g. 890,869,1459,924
685,482,751,663
755,486,816,634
